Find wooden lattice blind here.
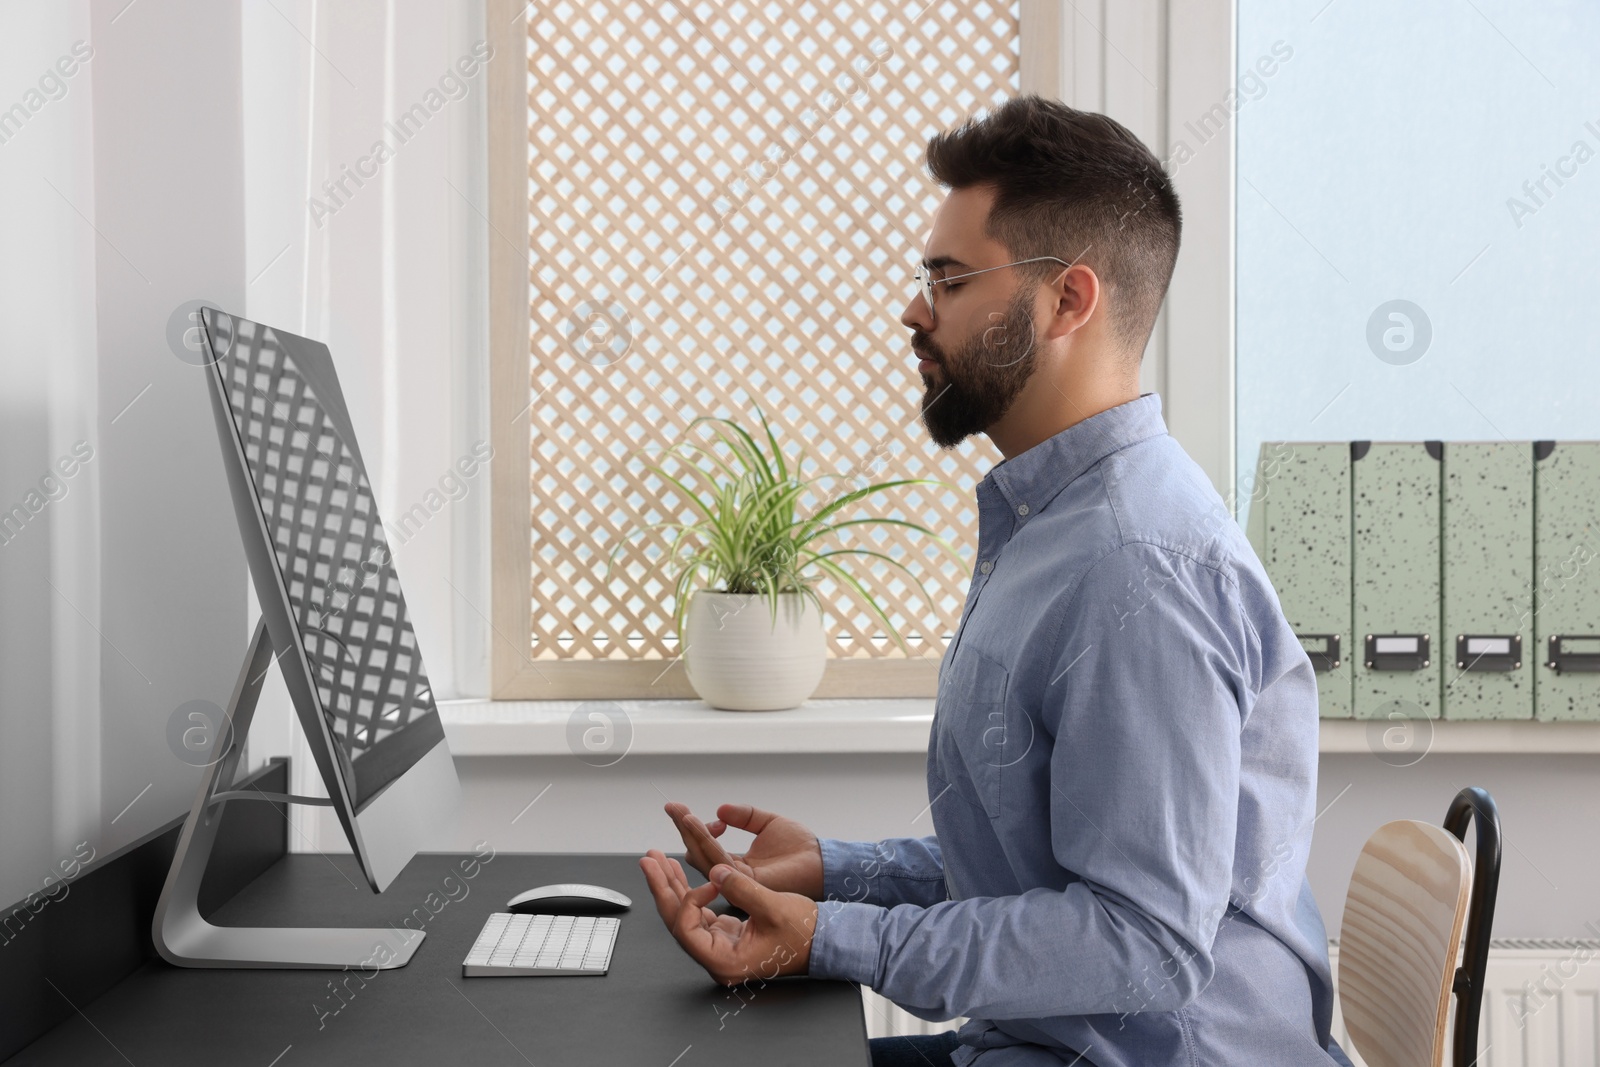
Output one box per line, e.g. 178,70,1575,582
502,0,1020,696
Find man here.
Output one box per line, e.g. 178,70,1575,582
640,94,1352,1067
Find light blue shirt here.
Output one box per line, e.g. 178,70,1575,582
810,393,1352,1067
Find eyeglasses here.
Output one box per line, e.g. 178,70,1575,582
912,255,1075,327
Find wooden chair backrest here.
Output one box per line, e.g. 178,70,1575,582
1338,819,1472,1067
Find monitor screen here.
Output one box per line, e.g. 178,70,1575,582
200,309,445,810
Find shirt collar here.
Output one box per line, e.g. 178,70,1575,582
981,392,1169,516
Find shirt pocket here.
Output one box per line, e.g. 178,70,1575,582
933,647,1016,820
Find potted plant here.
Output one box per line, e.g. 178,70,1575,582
611,404,957,711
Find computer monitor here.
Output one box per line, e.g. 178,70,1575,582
152,309,460,969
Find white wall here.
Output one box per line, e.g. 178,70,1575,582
439,750,1594,942
88,0,249,854
0,1,102,907
0,0,250,905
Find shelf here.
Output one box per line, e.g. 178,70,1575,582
439,699,1600,757
1316,717,1600,754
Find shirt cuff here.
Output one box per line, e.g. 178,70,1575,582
808,897,883,986
818,837,885,906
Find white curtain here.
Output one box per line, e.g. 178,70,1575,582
239,0,493,848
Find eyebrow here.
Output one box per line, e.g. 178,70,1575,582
921,255,970,272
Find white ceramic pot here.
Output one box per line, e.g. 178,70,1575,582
683,591,827,711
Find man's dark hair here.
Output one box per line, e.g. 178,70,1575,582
925,94,1182,354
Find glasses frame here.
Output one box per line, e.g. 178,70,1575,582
912,255,1075,327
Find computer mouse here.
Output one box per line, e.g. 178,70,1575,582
505,883,633,914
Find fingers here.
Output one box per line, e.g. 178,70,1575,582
665,802,741,872
709,863,773,916
649,851,696,892
716,803,780,834
683,812,739,870
671,879,722,943
639,854,683,925
663,804,711,872
641,851,672,888
654,862,814,988
661,854,692,898
647,857,728,968
664,802,708,851
643,849,722,922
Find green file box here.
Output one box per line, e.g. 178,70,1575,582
1441,442,1534,720
1533,441,1600,720
1352,441,1441,720
1245,442,1353,718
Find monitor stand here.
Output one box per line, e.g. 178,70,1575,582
151,617,423,969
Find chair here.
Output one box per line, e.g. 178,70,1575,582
1336,787,1501,1067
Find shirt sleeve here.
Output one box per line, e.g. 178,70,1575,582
809,543,1251,1023
818,836,946,908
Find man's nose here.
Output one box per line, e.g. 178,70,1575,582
901,293,932,332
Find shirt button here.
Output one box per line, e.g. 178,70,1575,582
979,560,993,574
1017,503,1030,516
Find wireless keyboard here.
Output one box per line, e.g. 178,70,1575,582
462,912,619,976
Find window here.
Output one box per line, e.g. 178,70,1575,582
488,0,1022,698
1235,1,1598,503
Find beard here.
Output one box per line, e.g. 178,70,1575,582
915,287,1039,449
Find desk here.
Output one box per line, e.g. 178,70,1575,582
7,852,869,1066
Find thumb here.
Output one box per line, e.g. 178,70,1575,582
709,864,771,912
684,878,720,909
717,803,777,834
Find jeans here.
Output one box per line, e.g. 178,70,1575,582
869,1030,963,1067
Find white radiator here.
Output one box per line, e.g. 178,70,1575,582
864,940,1600,1065
860,987,963,1040
1333,939,1600,1067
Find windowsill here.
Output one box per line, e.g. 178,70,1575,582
438,699,1600,757
437,698,935,755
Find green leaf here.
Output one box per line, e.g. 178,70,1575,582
610,400,954,658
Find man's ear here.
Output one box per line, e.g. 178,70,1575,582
1041,263,1100,342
